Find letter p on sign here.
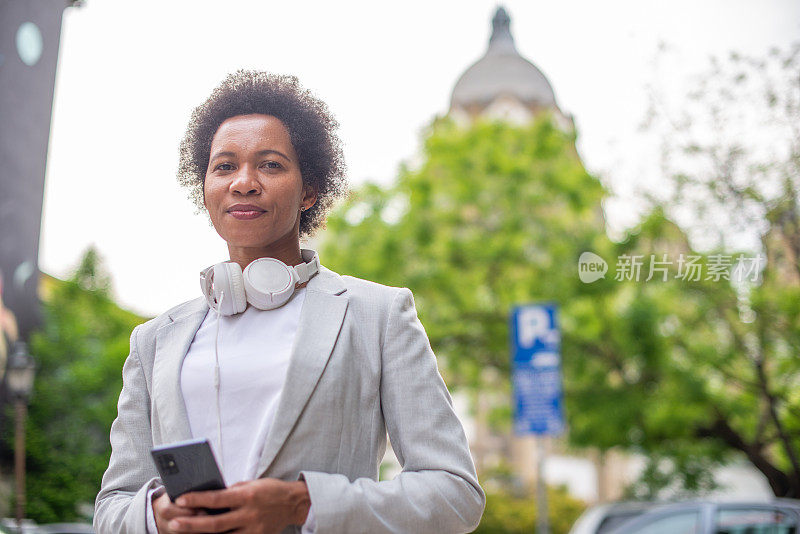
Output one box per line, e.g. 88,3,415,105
517,307,553,349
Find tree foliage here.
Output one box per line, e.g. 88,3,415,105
1,247,145,522
322,43,800,500
324,113,610,388
628,43,800,497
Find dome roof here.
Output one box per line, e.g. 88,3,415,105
450,7,557,110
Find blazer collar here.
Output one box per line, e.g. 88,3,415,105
151,264,349,470
256,266,349,476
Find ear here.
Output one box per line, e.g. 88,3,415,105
301,183,318,211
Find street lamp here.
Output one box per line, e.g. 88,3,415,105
6,341,35,529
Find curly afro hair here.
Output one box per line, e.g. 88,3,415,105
177,70,349,238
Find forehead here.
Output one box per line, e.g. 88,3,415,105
210,114,294,152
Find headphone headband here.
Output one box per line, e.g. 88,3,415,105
295,248,320,284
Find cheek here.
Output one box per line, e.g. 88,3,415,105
203,180,223,210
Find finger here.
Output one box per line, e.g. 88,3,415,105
153,495,200,521
162,502,201,520
175,488,240,510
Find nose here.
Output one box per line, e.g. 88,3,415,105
230,164,261,195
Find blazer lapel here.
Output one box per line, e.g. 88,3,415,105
152,296,208,443
256,266,349,477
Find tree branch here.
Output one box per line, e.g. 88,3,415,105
753,352,800,493
696,414,793,496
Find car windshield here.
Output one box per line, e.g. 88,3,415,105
598,511,654,533
621,510,702,534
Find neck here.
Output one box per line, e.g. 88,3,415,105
227,238,304,271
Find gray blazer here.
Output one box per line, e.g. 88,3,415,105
94,264,485,533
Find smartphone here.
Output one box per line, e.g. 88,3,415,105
150,438,230,515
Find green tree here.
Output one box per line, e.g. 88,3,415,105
619,43,800,497
1,247,146,522
324,113,610,389
322,43,800,501
321,112,722,497
576,211,748,498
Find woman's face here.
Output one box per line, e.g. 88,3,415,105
203,114,315,250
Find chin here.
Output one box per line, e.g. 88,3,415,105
225,228,291,247
225,236,277,249
218,221,297,249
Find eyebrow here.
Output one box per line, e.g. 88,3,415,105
209,149,292,163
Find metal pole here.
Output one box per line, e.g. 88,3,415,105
536,437,549,534
15,400,26,528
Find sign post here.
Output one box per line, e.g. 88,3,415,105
511,304,564,534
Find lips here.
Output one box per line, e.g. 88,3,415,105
227,204,266,220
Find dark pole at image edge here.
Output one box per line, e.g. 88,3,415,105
0,0,82,523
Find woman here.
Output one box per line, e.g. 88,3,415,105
94,70,484,534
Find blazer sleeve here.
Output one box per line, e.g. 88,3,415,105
300,287,486,533
94,324,163,534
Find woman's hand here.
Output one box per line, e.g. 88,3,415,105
153,492,204,534
165,478,311,534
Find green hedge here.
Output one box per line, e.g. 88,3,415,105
475,485,586,534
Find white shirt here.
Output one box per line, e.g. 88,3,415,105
145,287,316,532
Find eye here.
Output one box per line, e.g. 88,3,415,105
214,162,235,171
262,161,282,170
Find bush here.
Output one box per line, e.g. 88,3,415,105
475,485,586,534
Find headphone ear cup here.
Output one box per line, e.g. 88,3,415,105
209,262,247,315
220,262,247,315
243,258,295,310
225,263,247,314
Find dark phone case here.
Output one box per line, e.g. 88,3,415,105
150,438,231,515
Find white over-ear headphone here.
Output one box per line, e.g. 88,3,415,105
199,248,320,315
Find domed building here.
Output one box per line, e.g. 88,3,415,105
448,6,574,132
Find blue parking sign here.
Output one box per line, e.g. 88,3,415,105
511,304,564,436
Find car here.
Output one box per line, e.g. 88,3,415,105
0,520,93,534
32,524,94,534
0,518,38,534
606,499,800,534
569,501,659,534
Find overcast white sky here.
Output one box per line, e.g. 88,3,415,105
39,0,800,317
